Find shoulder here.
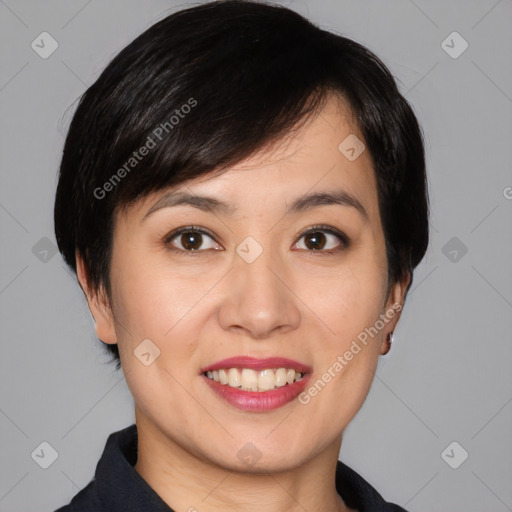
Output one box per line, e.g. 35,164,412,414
51,424,137,512
335,460,409,512
51,479,102,511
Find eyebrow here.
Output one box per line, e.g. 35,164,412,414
143,189,368,222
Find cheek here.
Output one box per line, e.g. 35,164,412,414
301,257,387,344
110,252,203,338
110,253,208,397
112,257,201,407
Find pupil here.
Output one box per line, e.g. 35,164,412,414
306,231,325,250
182,232,201,250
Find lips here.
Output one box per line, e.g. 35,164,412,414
200,356,313,411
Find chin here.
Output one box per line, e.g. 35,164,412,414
217,454,302,475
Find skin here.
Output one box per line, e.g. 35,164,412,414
77,94,410,512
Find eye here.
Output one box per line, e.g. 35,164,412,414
294,225,349,253
165,226,222,253
164,224,349,255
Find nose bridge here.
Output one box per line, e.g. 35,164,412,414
217,235,301,338
238,239,279,297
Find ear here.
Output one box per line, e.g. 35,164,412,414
76,252,117,345
379,270,411,355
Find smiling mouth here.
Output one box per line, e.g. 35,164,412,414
203,367,306,392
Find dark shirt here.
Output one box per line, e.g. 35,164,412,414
54,424,408,512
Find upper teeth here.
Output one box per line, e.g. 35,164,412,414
205,368,304,392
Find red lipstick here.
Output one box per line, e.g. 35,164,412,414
200,356,312,412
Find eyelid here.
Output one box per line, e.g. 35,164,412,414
164,225,216,244
164,225,221,253
294,224,349,251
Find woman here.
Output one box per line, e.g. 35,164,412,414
53,1,429,510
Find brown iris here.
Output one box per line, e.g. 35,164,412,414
303,231,327,251
180,231,203,250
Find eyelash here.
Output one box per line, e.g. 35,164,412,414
164,224,350,256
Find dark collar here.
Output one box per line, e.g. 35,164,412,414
55,424,407,512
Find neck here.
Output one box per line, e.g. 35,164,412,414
133,414,355,512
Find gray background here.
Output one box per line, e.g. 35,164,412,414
1,0,511,510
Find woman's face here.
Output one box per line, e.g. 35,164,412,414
80,95,408,472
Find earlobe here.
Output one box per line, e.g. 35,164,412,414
380,271,411,355
75,252,117,345
381,332,393,355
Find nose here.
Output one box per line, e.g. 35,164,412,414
216,245,301,339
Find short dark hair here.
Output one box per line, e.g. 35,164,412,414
54,0,429,371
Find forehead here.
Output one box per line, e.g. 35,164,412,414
120,94,379,225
